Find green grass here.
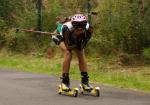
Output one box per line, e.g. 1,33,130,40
0,54,150,93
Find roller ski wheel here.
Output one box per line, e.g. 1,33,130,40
58,85,79,97
80,84,100,97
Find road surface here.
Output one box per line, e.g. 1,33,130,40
0,69,150,105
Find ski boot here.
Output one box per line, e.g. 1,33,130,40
58,73,79,97
79,83,100,97
80,72,100,97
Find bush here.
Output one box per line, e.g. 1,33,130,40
143,48,150,60
0,18,8,48
118,53,133,66
93,0,150,54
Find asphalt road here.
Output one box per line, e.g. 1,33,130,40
0,69,150,105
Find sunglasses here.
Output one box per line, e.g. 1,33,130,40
72,21,87,29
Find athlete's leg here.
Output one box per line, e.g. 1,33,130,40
75,49,87,72
59,42,72,87
75,49,92,89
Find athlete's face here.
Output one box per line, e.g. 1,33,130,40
72,21,86,36
74,28,85,36
76,27,84,31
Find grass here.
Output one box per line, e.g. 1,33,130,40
0,54,150,93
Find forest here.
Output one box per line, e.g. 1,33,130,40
0,0,150,64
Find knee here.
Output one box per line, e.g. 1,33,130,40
77,50,84,56
76,50,85,60
64,50,72,56
63,50,72,60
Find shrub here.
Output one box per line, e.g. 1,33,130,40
143,48,150,60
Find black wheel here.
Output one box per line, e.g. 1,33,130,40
74,90,78,97
58,86,62,95
96,89,100,97
58,91,61,95
79,85,84,94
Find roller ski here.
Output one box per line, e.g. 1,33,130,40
58,83,79,97
58,73,79,97
79,83,100,97
80,72,100,97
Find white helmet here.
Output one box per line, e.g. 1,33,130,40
71,14,87,28
71,14,87,22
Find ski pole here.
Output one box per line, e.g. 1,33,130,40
16,28,59,36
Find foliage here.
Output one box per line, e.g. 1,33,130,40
0,18,8,48
42,0,63,31
0,0,150,58
143,48,150,60
0,0,24,26
92,0,150,54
